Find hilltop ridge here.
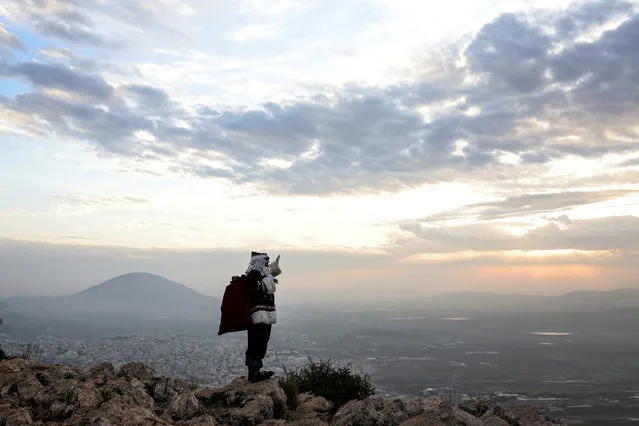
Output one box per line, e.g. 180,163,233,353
0,358,565,425
74,272,217,317
2,272,218,319
78,272,204,297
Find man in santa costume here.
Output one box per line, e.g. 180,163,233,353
244,251,281,382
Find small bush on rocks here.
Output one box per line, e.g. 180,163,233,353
283,358,375,412
278,371,300,410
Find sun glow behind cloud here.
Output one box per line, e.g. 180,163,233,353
402,249,615,264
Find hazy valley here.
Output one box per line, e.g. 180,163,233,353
2,273,639,424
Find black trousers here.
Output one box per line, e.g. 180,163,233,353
245,324,272,369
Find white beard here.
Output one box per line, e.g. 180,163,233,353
245,257,271,277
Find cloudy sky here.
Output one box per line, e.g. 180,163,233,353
1,0,639,300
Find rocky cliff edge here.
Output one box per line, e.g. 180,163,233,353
0,358,564,425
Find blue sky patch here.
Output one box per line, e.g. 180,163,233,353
0,79,31,97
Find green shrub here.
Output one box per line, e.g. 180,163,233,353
278,371,300,410
283,358,375,412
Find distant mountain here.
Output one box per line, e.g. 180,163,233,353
73,272,217,318
552,288,639,309
1,273,220,327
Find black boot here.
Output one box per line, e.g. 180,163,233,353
248,366,257,382
248,367,274,383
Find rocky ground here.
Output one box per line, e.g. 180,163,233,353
0,358,564,425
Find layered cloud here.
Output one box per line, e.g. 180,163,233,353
0,22,26,51
2,1,639,198
1,0,638,196
2,0,191,46
422,190,639,222
399,215,639,254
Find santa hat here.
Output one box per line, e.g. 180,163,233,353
251,251,269,262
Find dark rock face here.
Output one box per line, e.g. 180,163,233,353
0,359,565,425
459,396,499,417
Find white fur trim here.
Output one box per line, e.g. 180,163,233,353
261,275,277,294
251,310,277,325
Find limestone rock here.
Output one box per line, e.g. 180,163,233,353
424,397,454,420
1,376,43,402
0,359,40,374
0,359,566,426
331,398,387,426
298,395,332,414
193,386,217,403
34,379,102,420
288,419,329,426
397,397,465,426
85,362,116,385
399,399,424,419
102,377,154,410
33,371,52,388
72,381,104,414
118,362,155,385
482,415,510,426
288,392,333,423
494,405,560,425
177,414,218,425
210,377,286,408
153,377,192,404
459,396,499,417
56,364,81,381
169,391,200,420
370,396,424,425
453,407,482,426
89,395,168,426
16,377,44,401
296,392,333,416
210,378,287,426
0,406,33,426
260,419,328,426
398,413,447,426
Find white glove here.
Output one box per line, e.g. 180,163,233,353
269,255,282,277
261,274,277,294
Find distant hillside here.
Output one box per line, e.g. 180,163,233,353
392,288,639,315
0,273,220,336
555,288,639,308
73,272,217,318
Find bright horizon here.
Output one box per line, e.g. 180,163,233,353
2,0,639,300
